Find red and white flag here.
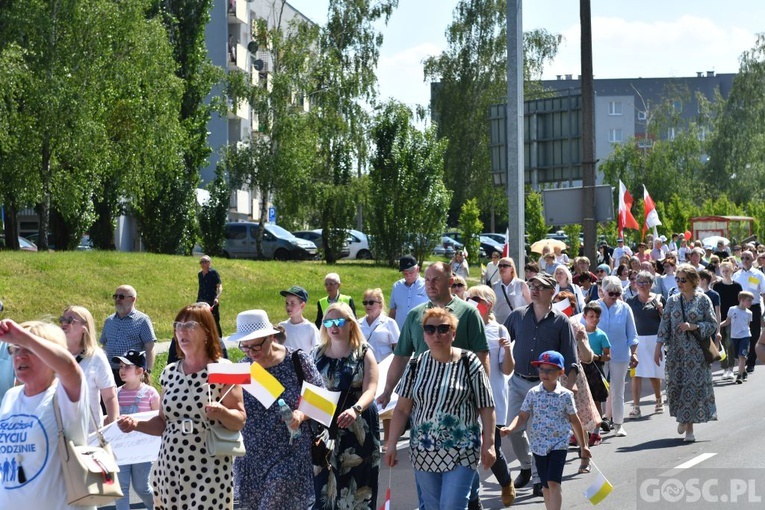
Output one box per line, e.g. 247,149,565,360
618,180,639,238
378,488,391,510
642,185,661,237
208,362,252,385
553,299,574,317
502,227,509,257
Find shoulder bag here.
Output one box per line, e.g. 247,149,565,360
53,393,123,506
680,296,721,365
205,422,246,457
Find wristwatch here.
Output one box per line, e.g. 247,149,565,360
352,404,363,414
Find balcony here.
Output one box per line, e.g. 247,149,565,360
227,0,247,24
227,42,247,72
227,98,249,121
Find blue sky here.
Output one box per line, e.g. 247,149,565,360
289,0,765,109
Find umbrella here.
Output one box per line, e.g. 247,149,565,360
530,238,567,254
701,236,729,250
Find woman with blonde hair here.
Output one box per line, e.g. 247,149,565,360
60,305,118,431
312,302,380,509
359,288,400,363
0,319,92,509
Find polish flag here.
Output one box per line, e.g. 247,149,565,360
618,180,639,238
207,362,252,385
502,227,509,257
643,185,661,237
553,299,574,317
378,488,391,510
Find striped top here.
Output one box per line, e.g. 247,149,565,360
396,350,494,472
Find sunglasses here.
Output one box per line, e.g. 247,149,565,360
173,321,199,330
112,293,134,300
362,300,379,306
607,291,622,298
528,285,549,291
675,277,688,284
498,264,512,269
323,318,347,328
451,283,465,288
636,281,651,286
423,324,452,335
239,337,269,353
469,296,484,303
58,316,82,325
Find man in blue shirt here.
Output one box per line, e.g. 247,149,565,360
389,255,428,331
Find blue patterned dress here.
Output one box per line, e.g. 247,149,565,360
234,349,324,509
657,292,718,423
312,345,380,510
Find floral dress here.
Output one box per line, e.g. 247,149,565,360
312,345,380,510
657,292,718,423
234,349,324,509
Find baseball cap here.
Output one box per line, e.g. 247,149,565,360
280,285,309,303
531,350,565,370
528,273,556,289
112,350,147,369
399,255,417,272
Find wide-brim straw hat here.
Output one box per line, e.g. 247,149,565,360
227,309,280,343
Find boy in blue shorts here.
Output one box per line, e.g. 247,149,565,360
719,290,754,384
501,351,591,510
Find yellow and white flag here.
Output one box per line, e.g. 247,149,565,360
242,362,285,408
584,463,613,505
298,381,341,427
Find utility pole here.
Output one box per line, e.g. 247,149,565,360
506,0,524,267
581,0,597,262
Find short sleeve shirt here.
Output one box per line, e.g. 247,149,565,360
197,268,222,304
521,381,577,456
100,309,157,369
358,314,400,362
586,328,611,356
79,349,116,431
733,268,765,305
279,319,320,352
727,306,752,339
389,277,428,331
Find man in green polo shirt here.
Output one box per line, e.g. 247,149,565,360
377,261,489,408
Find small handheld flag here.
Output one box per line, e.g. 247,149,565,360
584,462,613,505
298,382,341,427
207,362,252,385
241,362,285,408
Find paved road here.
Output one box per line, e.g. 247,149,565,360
109,357,765,509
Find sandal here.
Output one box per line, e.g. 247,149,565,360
578,464,592,474
655,402,664,414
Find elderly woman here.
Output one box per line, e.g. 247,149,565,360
483,251,502,286
451,275,468,300
450,250,470,279
312,302,380,509
624,270,640,300
655,265,718,443
626,271,666,418
466,285,516,506
384,308,495,510
232,309,325,509
597,276,638,438
118,304,246,509
60,306,118,431
359,288,400,363
0,320,92,510
553,265,585,313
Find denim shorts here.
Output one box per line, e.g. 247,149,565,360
731,337,750,358
533,449,568,488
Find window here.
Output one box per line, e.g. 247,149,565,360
637,137,653,149
609,128,623,143
225,224,247,240
673,100,682,113
667,127,676,140
637,110,647,121
608,101,623,116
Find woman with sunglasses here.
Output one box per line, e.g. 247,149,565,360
384,308,495,510
313,302,380,509
231,309,324,509
626,271,666,419
655,265,718,443
596,276,638,438
117,304,246,509
60,306,119,432
451,275,468,300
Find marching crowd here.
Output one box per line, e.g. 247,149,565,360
3,237,765,510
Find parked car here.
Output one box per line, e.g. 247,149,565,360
442,231,490,258
0,235,38,252
25,233,93,251
482,232,506,245
223,222,317,260
345,229,373,260
433,235,462,258
293,230,351,259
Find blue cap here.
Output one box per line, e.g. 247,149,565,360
531,350,564,370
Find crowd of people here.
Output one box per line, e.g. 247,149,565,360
3,239,765,510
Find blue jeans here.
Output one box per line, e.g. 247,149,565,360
415,466,477,510
116,462,154,510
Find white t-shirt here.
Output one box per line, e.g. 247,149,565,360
79,349,116,432
727,306,753,339
279,318,320,352
0,378,92,510
358,314,400,362
485,321,511,425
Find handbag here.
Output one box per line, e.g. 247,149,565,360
582,361,609,402
680,296,721,365
205,422,246,457
53,393,123,507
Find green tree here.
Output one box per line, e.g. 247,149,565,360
424,0,561,223
562,224,581,254
309,0,398,263
458,199,483,265
198,164,230,256
524,189,547,247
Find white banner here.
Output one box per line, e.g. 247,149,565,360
89,411,162,466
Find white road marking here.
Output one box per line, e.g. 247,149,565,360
674,452,718,470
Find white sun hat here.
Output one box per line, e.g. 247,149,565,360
227,309,280,343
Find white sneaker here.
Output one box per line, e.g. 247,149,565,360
614,425,627,437
723,369,734,381
684,433,696,442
